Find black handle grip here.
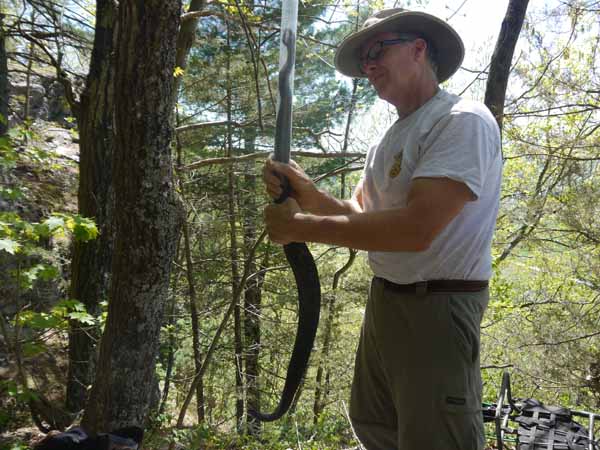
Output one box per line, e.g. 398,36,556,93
274,172,292,204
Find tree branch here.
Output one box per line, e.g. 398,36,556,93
178,151,365,171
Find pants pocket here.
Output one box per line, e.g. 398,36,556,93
441,395,485,450
447,294,485,364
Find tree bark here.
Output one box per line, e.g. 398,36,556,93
224,20,245,431
23,11,34,123
81,0,183,432
228,131,244,432
173,106,206,423
241,129,264,436
66,0,117,415
182,220,206,423
243,246,263,435
0,12,8,135
173,0,205,101
484,0,530,133
158,249,180,416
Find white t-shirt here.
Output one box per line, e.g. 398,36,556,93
360,89,502,284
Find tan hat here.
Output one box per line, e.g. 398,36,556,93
334,8,464,83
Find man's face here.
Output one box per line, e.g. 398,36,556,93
359,32,421,104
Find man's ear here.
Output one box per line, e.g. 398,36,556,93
413,38,428,62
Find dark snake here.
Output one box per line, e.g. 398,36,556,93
249,28,322,422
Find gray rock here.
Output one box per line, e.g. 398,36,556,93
9,80,47,119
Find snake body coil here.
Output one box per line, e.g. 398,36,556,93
249,28,322,423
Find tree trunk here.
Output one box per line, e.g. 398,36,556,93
81,0,183,432
0,12,8,136
182,220,206,423
225,21,244,431
66,0,117,415
23,11,34,123
174,105,206,423
233,266,244,430
243,253,263,434
158,250,180,416
312,294,332,423
229,137,244,432
173,0,206,100
484,0,530,133
241,129,264,436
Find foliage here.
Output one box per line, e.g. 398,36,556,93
0,127,100,433
2,0,600,447
145,409,358,449
480,0,600,408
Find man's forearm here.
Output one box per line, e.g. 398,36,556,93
293,209,431,252
269,177,471,251
304,188,362,216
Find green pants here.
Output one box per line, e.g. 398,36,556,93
349,277,488,450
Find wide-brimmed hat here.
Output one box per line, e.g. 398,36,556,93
334,8,464,83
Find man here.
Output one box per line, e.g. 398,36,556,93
263,8,502,450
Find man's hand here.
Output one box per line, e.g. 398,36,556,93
262,158,320,212
264,197,302,245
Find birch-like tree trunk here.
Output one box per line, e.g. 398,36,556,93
81,0,183,432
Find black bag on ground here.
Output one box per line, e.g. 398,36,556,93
515,398,595,450
33,426,142,450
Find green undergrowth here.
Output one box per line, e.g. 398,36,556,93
144,410,359,450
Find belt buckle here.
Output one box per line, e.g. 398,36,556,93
415,281,428,296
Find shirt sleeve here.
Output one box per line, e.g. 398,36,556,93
412,111,499,199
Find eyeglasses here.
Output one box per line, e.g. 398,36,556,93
359,38,415,72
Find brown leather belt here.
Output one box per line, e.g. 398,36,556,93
376,277,488,294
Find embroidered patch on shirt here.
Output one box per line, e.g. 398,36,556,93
388,151,403,179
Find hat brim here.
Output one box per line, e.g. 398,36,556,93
334,11,464,83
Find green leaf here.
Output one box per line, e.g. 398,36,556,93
67,311,96,326
43,216,66,233
10,443,30,450
70,216,99,242
4,380,19,396
0,238,21,254
20,265,42,289
52,300,93,327
17,311,62,329
0,186,23,201
1,380,38,406
0,134,11,151
53,299,83,313
0,410,10,427
22,342,46,357
51,301,75,318
37,264,60,282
